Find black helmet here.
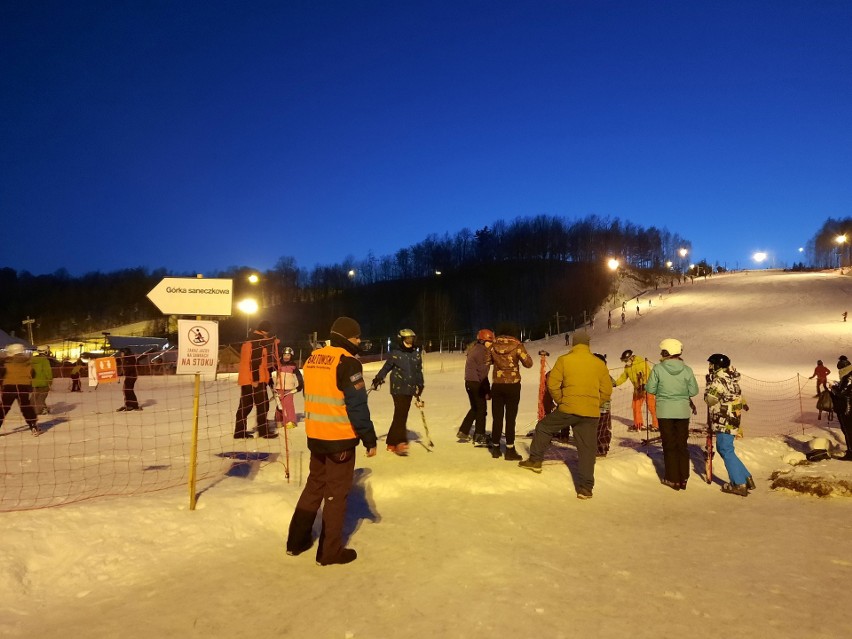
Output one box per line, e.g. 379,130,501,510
620,349,633,362
594,352,607,363
707,353,730,370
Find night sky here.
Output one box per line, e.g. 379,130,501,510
2,0,850,276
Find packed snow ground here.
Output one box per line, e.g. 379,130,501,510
2,269,852,639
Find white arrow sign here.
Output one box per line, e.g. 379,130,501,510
146,277,233,316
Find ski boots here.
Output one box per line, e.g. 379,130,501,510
721,482,748,497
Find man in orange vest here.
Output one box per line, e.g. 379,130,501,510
286,316,378,566
233,320,278,438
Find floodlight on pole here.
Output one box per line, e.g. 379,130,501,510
607,258,619,271
237,298,259,333
753,252,767,264
248,273,259,284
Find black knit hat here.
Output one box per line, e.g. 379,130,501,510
331,316,361,340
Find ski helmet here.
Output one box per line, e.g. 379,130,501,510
707,353,730,370
282,346,294,357
477,329,495,342
659,338,683,357
620,349,633,362
398,328,416,339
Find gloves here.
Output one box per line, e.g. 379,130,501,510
371,377,384,391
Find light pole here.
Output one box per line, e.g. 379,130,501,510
753,252,767,268
835,235,847,268
237,298,258,335
678,248,688,273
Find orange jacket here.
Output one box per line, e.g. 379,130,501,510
237,332,276,386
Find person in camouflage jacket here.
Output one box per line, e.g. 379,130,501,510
705,353,754,496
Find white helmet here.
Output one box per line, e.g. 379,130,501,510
659,338,683,357
5,343,26,357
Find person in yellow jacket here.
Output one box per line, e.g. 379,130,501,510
0,343,40,436
614,349,658,431
233,320,278,438
518,331,612,499
286,316,378,566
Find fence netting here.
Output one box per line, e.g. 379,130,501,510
0,352,833,512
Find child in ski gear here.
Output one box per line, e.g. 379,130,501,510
457,329,493,445
275,346,303,429
488,329,533,460
69,358,84,392
518,331,612,499
0,343,40,436
614,350,658,431
233,321,278,438
705,353,754,496
810,360,831,396
646,338,698,490
287,316,377,566
594,353,615,456
371,328,424,455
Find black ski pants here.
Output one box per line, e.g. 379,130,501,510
287,448,356,563
386,394,413,446
234,384,270,436
459,380,489,437
659,418,691,484
0,385,38,429
122,376,139,409
491,382,521,446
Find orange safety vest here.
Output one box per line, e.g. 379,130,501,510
303,345,357,441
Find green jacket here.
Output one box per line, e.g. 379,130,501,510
547,344,613,418
31,355,53,388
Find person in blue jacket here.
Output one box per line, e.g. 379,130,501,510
646,338,699,490
371,328,424,455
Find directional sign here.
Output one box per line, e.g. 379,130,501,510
146,277,233,316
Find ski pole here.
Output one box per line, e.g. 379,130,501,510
414,396,434,447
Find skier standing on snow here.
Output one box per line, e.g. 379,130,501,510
646,338,698,491
276,346,303,429
0,343,40,436
117,347,155,412
457,329,493,445
828,356,852,461
594,352,615,456
488,327,533,461
287,316,377,566
31,351,53,415
233,320,278,438
614,350,658,431
517,331,612,500
705,353,755,496
809,360,831,396
371,328,424,455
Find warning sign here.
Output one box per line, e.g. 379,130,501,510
176,319,219,375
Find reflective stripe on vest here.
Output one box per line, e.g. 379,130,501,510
303,345,357,441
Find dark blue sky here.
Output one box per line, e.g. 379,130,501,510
2,0,850,276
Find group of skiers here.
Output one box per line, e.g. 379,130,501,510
232,320,303,439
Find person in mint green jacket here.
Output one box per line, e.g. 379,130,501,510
646,338,698,491
31,352,53,415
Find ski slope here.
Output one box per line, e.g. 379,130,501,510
1,269,851,639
